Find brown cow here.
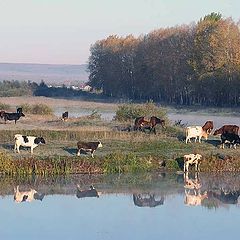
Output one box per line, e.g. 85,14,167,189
213,125,239,135
202,121,214,134
134,116,165,134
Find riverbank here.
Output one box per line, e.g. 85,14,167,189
0,127,240,175
0,96,240,175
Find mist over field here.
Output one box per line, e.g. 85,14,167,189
0,63,89,84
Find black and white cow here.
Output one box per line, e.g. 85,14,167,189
76,141,102,158
62,111,69,121
14,134,46,154
3,112,25,124
220,132,240,149
76,185,100,198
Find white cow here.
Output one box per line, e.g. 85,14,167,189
14,134,46,154
13,186,44,203
185,126,208,144
183,153,202,172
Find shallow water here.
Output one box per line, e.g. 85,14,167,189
54,107,240,127
1,173,240,240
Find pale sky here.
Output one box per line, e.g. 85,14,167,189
0,0,239,65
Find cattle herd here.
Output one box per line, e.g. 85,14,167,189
0,108,240,163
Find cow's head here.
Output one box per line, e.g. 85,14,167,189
34,137,46,144
97,141,103,148
213,129,221,135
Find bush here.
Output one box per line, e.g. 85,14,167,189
0,102,10,110
114,101,167,122
19,103,53,115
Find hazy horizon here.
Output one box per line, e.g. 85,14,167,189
0,62,89,83
0,0,239,65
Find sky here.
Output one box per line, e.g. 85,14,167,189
0,0,239,65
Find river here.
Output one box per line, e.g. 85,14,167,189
1,173,240,240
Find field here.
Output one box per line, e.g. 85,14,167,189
0,96,240,175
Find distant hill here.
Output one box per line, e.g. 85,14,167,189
0,63,89,85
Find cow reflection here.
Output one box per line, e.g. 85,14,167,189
208,189,240,204
76,185,100,199
13,186,45,203
184,173,207,206
133,194,164,208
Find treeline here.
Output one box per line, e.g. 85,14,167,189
88,13,240,107
0,80,38,97
0,80,90,98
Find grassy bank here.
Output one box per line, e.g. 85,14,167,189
0,98,240,175
0,127,240,175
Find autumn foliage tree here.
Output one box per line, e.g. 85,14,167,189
88,13,240,107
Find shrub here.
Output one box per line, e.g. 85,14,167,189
0,102,10,110
19,103,53,115
114,101,167,122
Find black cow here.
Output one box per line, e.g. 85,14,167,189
77,141,103,158
3,112,25,124
62,111,68,121
133,194,164,208
76,185,100,198
220,132,240,149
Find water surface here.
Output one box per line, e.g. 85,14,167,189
1,173,239,240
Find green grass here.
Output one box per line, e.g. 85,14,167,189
1,125,240,175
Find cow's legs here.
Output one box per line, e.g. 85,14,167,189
15,144,20,153
91,150,95,158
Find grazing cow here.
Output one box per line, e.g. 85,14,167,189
62,111,68,121
202,120,214,134
220,132,240,149
213,125,239,135
14,134,46,154
3,112,25,124
183,154,202,172
133,194,164,208
77,141,102,158
185,126,208,144
134,116,165,134
76,185,100,198
13,186,45,203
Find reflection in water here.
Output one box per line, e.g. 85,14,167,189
133,194,164,208
184,173,208,206
76,185,100,198
208,189,240,205
2,173,240,209
1,173,240,239
13,185,45,203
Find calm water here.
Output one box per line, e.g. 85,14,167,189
54,107,240,127
1,173,240,240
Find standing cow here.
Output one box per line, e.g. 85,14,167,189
77,141,102,158
185,126,208,144
214,125,239,135
14,134,46,154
